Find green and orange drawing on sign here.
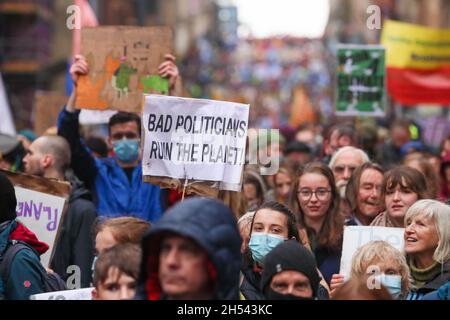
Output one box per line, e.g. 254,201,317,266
76,26,172,113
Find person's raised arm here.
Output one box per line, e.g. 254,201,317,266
158,54,181,96
58,55,97,189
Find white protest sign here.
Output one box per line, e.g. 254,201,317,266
30,287,94,300
142,95,249,190
339,226,405,279
79,109,117,125
15,186,66,267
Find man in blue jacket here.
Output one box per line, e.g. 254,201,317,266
58,54,179,222
135,197,242,300
0,172,47,300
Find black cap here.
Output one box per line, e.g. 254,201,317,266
0,172,17,223
261,240,321,297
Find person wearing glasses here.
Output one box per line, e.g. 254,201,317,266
289,162,344,285
328,146,370,219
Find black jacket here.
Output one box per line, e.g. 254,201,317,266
135,197,241,300
50,174,97,288
240,263,264,300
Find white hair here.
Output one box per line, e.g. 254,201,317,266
404,199,450,263
328,146,370,169
238,211,255,227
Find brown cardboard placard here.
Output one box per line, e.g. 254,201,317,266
33,92,68,136
76,26,173,113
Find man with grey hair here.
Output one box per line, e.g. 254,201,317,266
23,135,97,288
328,146,370,218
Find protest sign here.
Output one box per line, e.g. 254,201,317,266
30,287,94,300
336,44,386,117
33,92,67,136
0,72,16,135
142,95,249,191
76,26,173,113
339,226,405,279
1,170,70,267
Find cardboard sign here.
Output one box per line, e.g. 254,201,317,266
1,170,70,267
339,226,405,279
76,26,173,113
336,44,386,117
33,93,67,136
142,95,249,191
30,288,93,300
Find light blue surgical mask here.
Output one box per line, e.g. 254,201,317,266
113,139,140,163
248,233,285,266
375,274,402,299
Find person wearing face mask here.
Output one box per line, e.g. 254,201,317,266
240,201,300,300
58,54,179,222
261,240,321,300
330,241,411,300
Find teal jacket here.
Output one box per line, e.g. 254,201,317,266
0,220,47,300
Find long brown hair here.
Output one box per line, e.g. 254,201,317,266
288,162,344,252
403,157,439,199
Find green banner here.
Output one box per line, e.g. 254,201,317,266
336,45,386,117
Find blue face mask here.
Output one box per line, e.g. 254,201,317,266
375,274,402,299
113,139,140,163
248,233,285,266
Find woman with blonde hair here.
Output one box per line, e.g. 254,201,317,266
404,199,450,299
331,241,411,299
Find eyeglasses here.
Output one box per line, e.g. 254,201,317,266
332,165,357,174
297,188,331,201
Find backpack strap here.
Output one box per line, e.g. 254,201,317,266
0,241,33,288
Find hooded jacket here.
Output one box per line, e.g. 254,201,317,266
0,172,47,299
0,220,48,300
135,197,242,300
50,174,97,288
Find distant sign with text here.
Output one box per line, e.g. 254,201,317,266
336,44,386,117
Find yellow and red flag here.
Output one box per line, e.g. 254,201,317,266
381,20,450,105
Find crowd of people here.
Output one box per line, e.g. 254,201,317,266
0,48,449,301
